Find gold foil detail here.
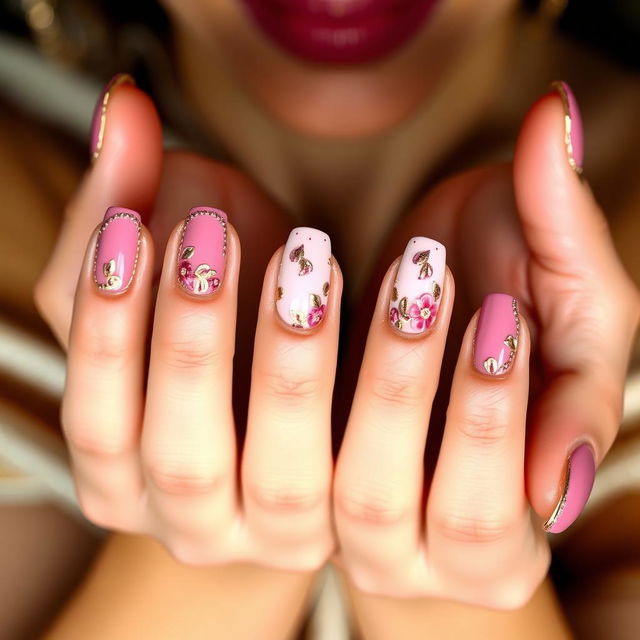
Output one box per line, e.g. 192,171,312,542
310,293,321,308
413,250,434,280
483,357,498,375
181,246,195,260
550,81,583,177
432,281,441,300
543,454,572,531
323,282,330,297
392,286,398,302
398,297,410,321
504,335,517,351
276,286,284,301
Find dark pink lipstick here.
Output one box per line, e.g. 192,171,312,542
240,0,442,65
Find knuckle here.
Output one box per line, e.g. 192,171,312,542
367,373,424,410
454,399,509,446
163,339,219,372
247,477,326,514
146,458,226,496
76,327,130,368
435,511,513,544
64,421,135,458
335,483,412,526
262,368,322,403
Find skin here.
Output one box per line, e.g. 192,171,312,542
19,0,640,637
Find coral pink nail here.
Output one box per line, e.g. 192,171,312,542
389,236,445,334
276,227,331,330
177,207,228,296
90,73,135,162
473,293,520,376
544,444,596,534
551,80,584,175
94,207,142,294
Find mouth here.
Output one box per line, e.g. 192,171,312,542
239,0,442,65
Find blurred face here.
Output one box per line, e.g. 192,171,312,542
161,0,517,137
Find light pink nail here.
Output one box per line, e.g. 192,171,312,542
473,293,520,376
389,237,445,334
276,227,331,330
177,207,228,296
94,206,142,294
544,444,596,534
90,74,135,162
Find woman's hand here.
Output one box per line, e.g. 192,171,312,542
333,83,639,609
34,77,340,571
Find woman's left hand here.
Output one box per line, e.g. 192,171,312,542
333,83,639,608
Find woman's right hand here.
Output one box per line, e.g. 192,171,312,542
34,77,340,571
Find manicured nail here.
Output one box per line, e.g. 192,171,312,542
551,81,584,175
389,237,445,334
276,227,331,330
473,293,520,376
94,207,142,294
177,207,228,296
544,444,596,534
90,73,135,162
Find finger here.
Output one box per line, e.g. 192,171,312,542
242,228,341,570
63,206,153,530
140,208,239,563
514,82,640,531
334,238,451,592
427,294,549,608
35,75,163,347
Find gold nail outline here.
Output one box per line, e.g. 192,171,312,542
550,80,583,177
91,73,135,163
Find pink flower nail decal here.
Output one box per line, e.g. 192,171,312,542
276,227,331,330
93,206,142,294
177,207,228,296
473,293,520,376
389,237,446,335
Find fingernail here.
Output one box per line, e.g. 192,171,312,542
544,444,596,534
90,73,135,162
473,293,520,376
551,81,584,175
177,207,228,296
276,227,331,330
389,237,445,334
94,207,142,294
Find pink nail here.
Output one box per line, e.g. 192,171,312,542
544,444,596,534
94,207,142,294
551,81,584,174
276,227,331,330
90,73,135,162
473,293,520,376
177,207,228,296
389,237,445,334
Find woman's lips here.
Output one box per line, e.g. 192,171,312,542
240,0,442,65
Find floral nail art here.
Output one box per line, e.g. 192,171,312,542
177,207,228,296
93,207,142,294
389,238,446,335
276,228,332,331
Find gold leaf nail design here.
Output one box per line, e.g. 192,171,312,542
413,250,433,280
323,282,330,296
101,259,122,290
181,246,195,261
483,357,498,375
276,286,284,300
392,285,398,302
432,281,441,300
310,293,322,308
398,296,410,321
504,335,517,351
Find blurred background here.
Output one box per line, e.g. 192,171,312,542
0,1,639,638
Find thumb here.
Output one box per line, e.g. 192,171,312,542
35,74,163,347
513,82,640,533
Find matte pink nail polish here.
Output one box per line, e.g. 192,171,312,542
544,444,596,534
551,80,584,174
389,236,445,335
90,73,135,161
276,227,331,330
94,206,142,294
177,207,228,296
473,293,520,376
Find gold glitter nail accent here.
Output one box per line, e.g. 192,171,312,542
543,454,572,531
550,81,583,177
